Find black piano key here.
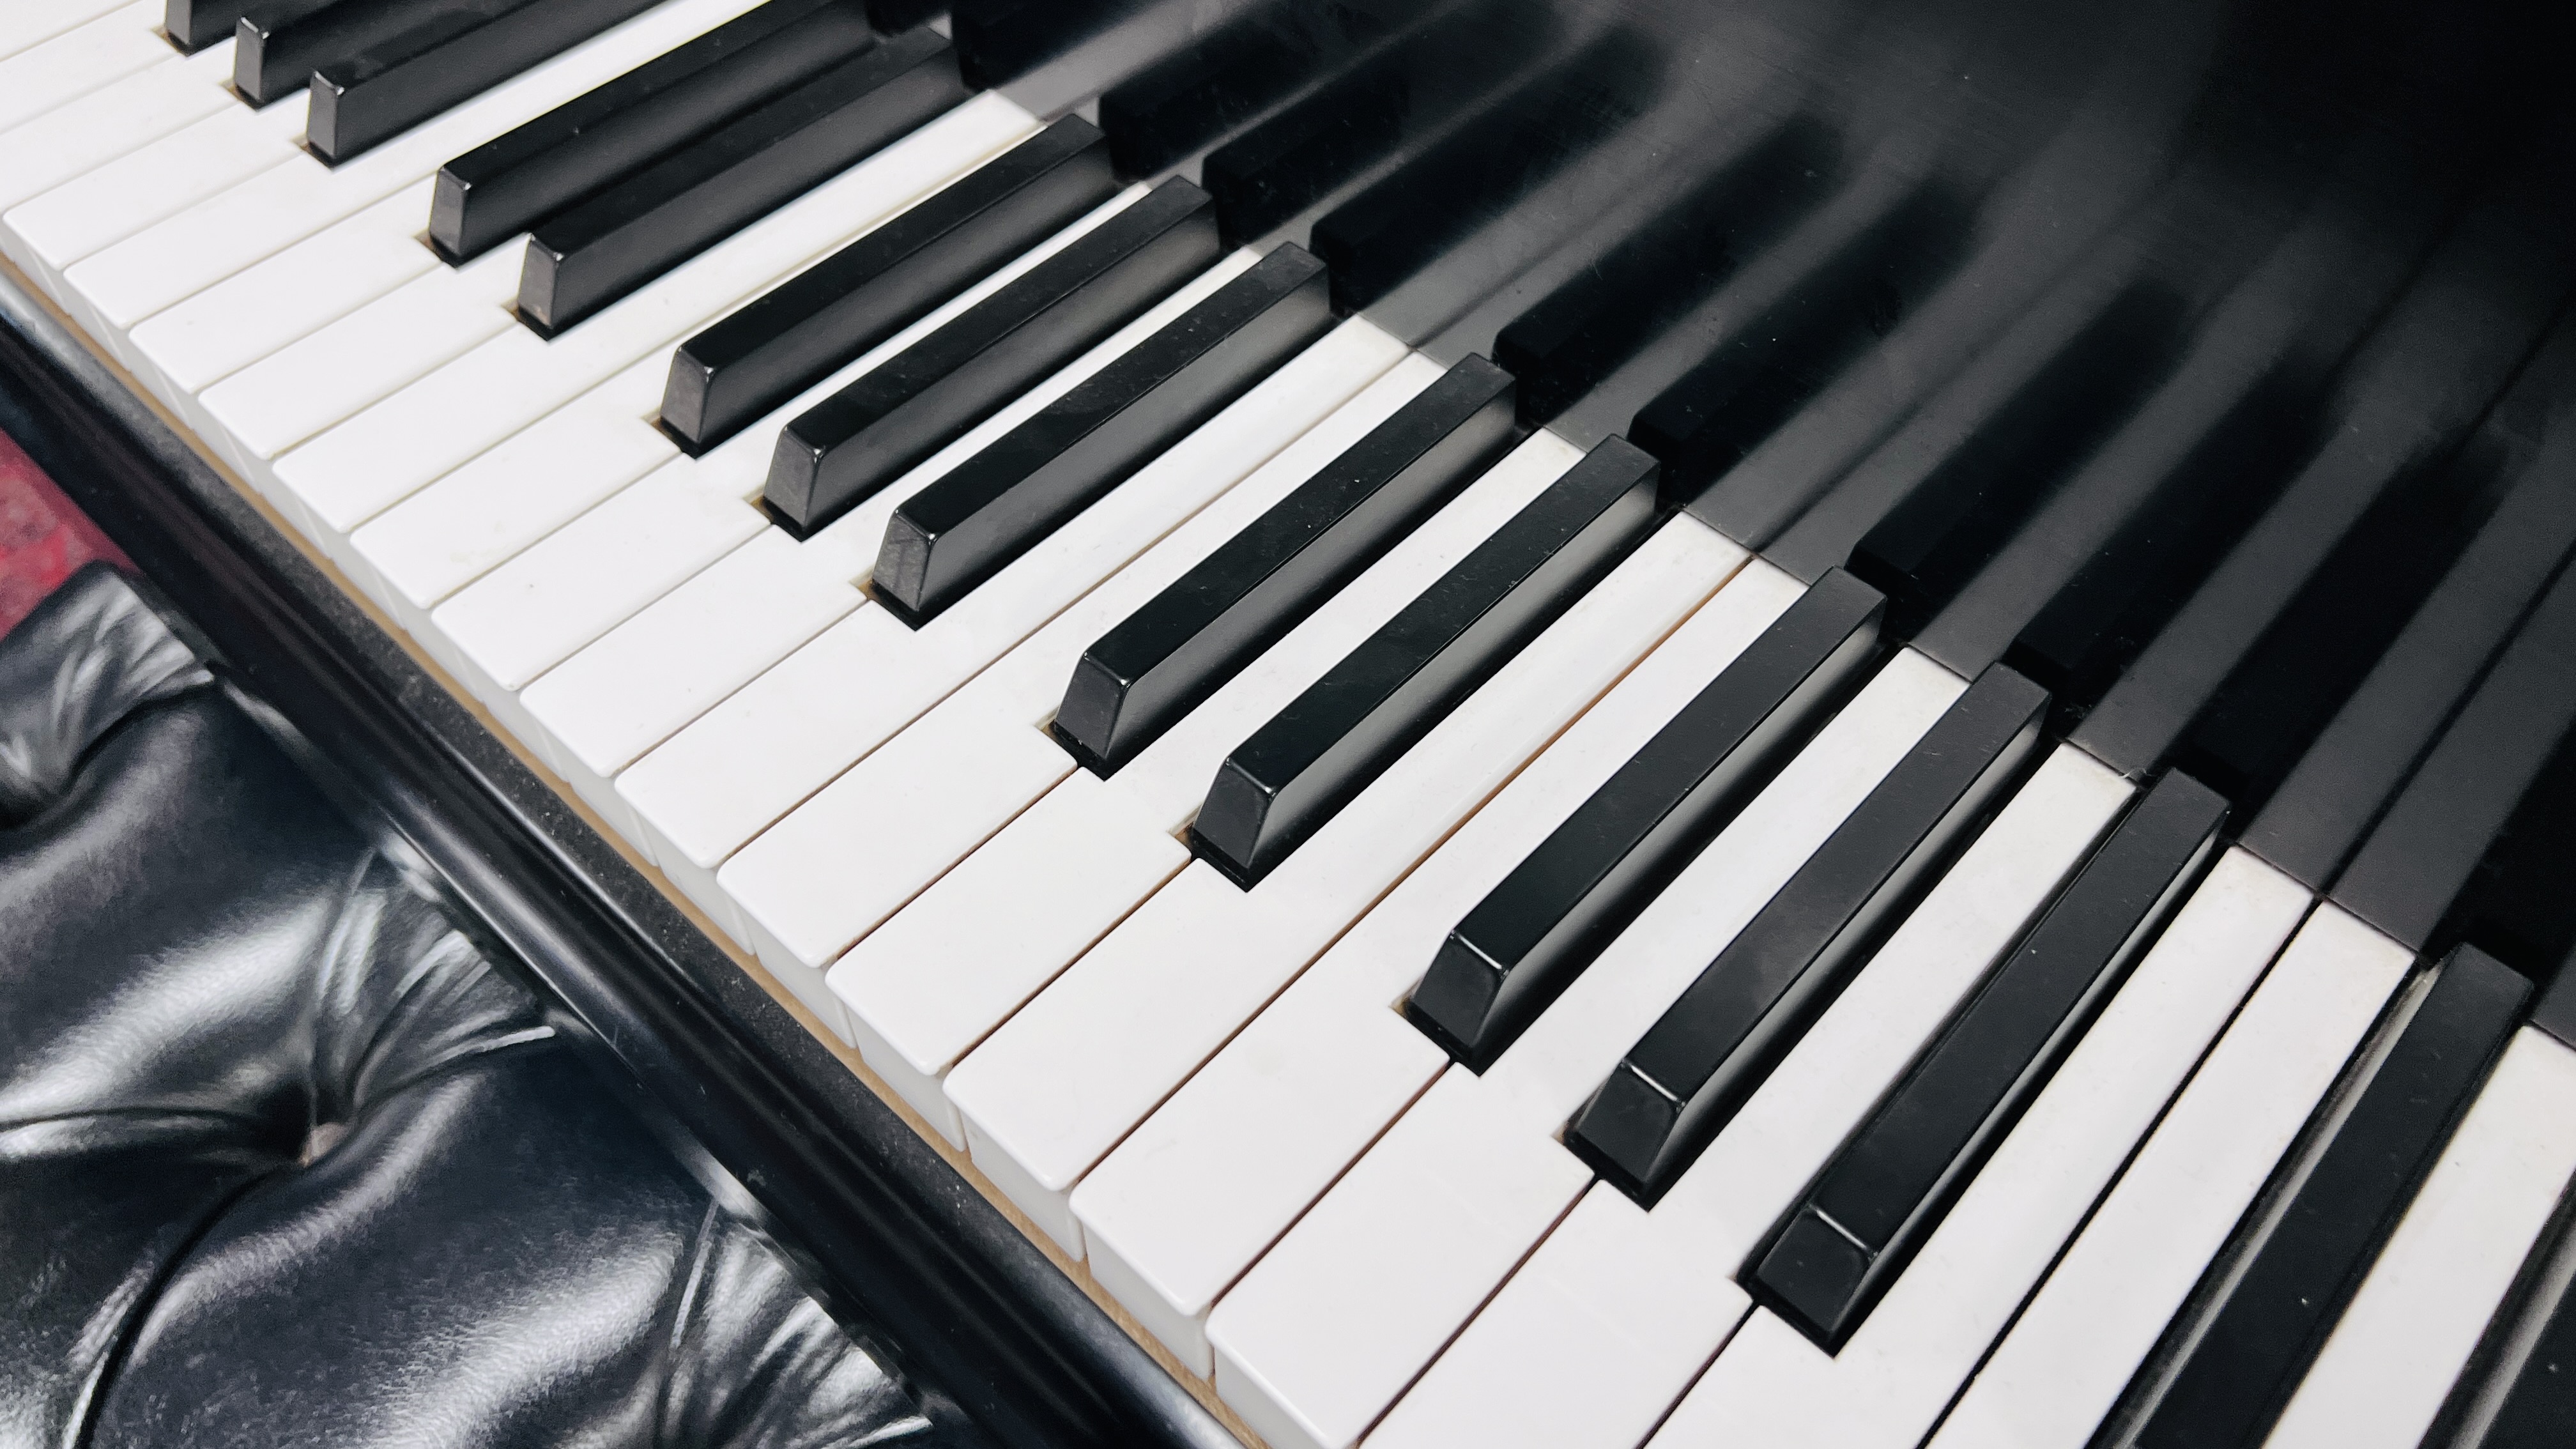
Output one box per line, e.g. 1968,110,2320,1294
948,0,1147,90
764,177,1219,537
1050,355,1518,775
235,0,463,107
169,0,255,52
2428,727,2576,1014
1567,661,2050,1206
2463,1233,2576,1449
873,244,1333,624
309,0,668,163
663,117,1117,452
1628,177,1977,515
1407,567,1887,1070
428,0,870,263
1493,118,1840,429
1752,769,2227,1350
518,27,968,335
1094,0,1414,180
864,0,940,31
2128,944,2530,1449
1190,436,1659,888
2331,558,2576,951
2244,341,2576,890
1199,0,1552,245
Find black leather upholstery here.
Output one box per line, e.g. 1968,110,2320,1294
0,564,947,1449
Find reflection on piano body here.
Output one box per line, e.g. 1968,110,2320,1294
6,0,2576,1444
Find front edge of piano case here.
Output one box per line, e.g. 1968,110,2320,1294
0,265,1239,1449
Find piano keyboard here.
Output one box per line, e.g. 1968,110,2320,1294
8,2,2576,1446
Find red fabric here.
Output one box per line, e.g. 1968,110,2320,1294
0,427,126,640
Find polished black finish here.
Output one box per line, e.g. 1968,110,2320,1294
167,0,255,52
1050,355,1518,776
518,27,967,335
765,178,1216,537
1191,436,1658,888
2244,321,2576,890
1096,0,1422,180
873,245,1333,625
0,261,1236,1449
2331,558,2576,951
665,118,1118,452
310,0,668,162
2128,946,2530,1449
429,0,873,263
235,0,474,107
1568,663,2049,1207
1753,770,2225,1350
1407,567,1886,1070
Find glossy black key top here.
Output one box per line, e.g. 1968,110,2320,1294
874,244,1333,625
1096,0,1415,179
1408,567,1887,1070
518,27,967,335
1568,662,2048,1206
1051,355,1519,775
1754,770,2227,1349
765,178,1219,537
2128,944,2530,1449
429,0,871,261
168,0,255,52
309,0,668,162
235,0,460,106
2332,558,2576,951
1192,437,1660,889
864,0,939,31
664,117,1118,452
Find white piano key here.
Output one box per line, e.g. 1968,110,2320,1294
0,56,231,216
0,0,138,63
267,91,1039,535
199,241,526,461
2266,1028,2576,1449
432,458,767,697
66,0,772,332
1072,560,1811,1374
1647,848,2365,1449
1203,647,1963,1449
0,2,166,137
127,181,443,395
623,319,1405,917
737,353,1442,976
1361,745,2136,1449
527,247,1264,817
6,98,306,280
1931,881,2393,1449
944,516,1744,1257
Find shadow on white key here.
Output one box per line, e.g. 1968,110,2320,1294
0,48,233,218
1070,560,1814,1377
0,0,137,63
1929,885,2396,1449
1646,845,2347,1449
519,247,1264,839
263,92,1039,539
824,427,1588,1147
1200,648,1961,1449
1360,744,2136,1449
733,353,1441,984
2264,1026,2576,1449
620,317,1407,931
941,509,1749,1259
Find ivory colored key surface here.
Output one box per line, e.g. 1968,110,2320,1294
265,92,1037,536
0,0,135,61
1643,847,2375,1449
66,0,775,334
620,318,1406,917
1361,746,2134,1449
942,513,1742,1256
2263,1028,2576,1449
356,185,1153,624
838,431,1592,1158
1201,648,1963,1449
0,52,233,217
518,249,1263,825
735,355,1441,981
5,99,308,295
0,3,169,138
1073,560,1815,1376
1928,885,2396,1449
